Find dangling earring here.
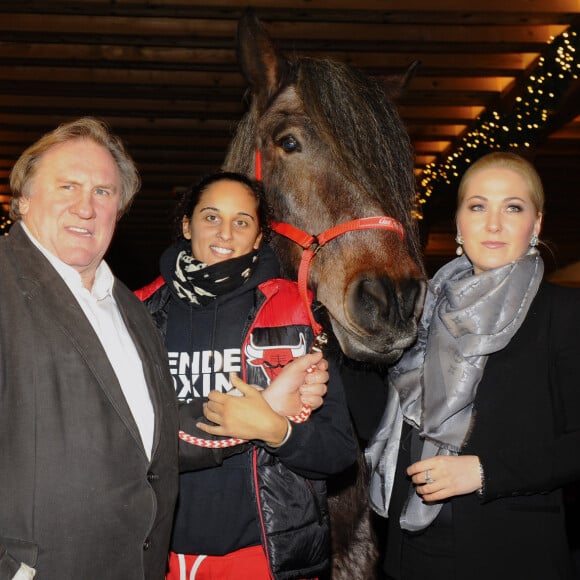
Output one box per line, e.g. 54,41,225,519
529,234,538,247
455,233,464,256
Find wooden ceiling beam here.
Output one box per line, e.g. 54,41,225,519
412,141,452,153
407,124,468,138
0,86,509,117
0,95,246,117
1,107,485,127
0,131,234,150
0,76,515,99
0,52,538,86
0,92,501,118
0,113,240,132
2,1,578,24
0,15,566,45
0,36,543,68
8,0,574,14
400,105,486,121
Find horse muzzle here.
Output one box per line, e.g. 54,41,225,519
332,274,426,364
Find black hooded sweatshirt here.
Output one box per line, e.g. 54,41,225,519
143,242,357,557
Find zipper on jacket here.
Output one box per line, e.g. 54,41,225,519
305,479,324,525
252,447,275,580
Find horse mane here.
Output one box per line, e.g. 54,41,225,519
224,97,257,175
225,55,422,262
296,58,421,260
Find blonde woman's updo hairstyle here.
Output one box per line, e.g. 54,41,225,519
457,152,545,215
9,117,141,221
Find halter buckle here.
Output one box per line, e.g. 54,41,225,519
310,236,323,255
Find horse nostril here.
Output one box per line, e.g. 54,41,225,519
349,275,424,331
398,277,426,320
355,277,392,323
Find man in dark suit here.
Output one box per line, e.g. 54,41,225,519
0,118,179,579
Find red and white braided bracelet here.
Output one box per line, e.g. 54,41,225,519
178,403,312,449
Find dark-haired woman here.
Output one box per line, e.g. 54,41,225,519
137,171,357,580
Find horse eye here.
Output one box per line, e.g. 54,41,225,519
278,135,301,153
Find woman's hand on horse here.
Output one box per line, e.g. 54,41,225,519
198,374,288,445
262,352,328,415
407,455,483,501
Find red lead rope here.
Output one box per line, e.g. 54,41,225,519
270,216,405,335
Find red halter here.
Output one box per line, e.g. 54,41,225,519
270,217,405,336
257,142,406,335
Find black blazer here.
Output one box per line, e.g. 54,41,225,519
386,281,580,580
0,223,179,579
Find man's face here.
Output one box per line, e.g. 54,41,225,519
19,138,122,289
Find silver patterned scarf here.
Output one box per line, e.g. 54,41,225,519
366,248,544,531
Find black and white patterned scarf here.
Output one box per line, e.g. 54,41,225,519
172,245,259,306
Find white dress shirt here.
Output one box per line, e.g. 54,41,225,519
21,223,155,459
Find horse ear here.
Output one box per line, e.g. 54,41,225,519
237,8,290,111
381,60,421,100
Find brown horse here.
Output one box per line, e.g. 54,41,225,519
224,11,425,579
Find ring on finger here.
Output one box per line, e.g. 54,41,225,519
425,469,434,485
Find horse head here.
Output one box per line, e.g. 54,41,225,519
224,10,426,365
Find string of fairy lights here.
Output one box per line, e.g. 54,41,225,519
414,25,580,219
1,26,578,234
0,212,8,235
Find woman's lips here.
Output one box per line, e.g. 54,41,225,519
210,245,233,256
482,241,506,249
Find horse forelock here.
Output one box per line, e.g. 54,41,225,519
295,58,421,257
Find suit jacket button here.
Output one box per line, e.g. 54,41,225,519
143,538,151,550
147,472,159,481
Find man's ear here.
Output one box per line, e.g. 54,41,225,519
18,196,30,217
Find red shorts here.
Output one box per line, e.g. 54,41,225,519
166,545,271,580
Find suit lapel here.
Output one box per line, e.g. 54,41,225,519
114,283,165,458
